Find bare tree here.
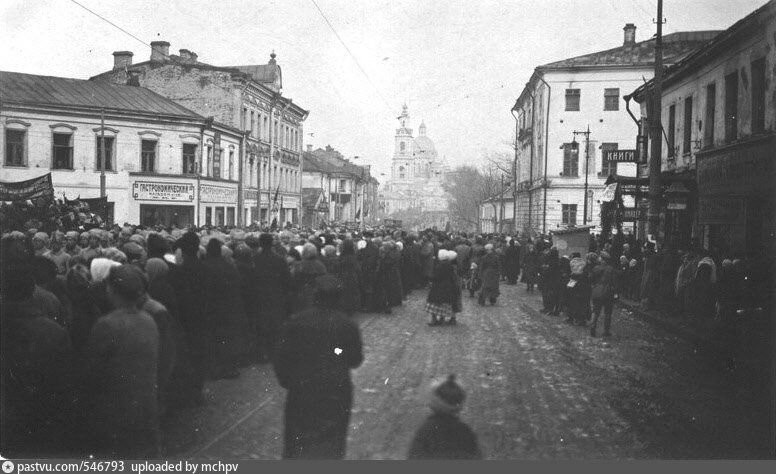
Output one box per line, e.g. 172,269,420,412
443,164,503,232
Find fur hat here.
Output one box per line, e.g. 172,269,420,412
429,374,466,415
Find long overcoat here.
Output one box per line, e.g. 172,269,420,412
274,307,363,459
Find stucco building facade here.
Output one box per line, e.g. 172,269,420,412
90,41,308,226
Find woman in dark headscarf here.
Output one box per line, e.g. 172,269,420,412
337,239,361,317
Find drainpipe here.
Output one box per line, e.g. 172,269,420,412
237,129,245,227
197,123,205,227
510,107,519,233
537,73,551,236
528,91,536,235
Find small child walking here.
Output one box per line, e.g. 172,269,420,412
407,375,483,460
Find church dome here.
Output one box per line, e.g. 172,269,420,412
413,121,436,157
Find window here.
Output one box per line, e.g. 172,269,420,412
600,142,618,177
725,71,738,142
5,129,26,166
562,204,577,226
182,143,197,174
604,88,619,111
565,89,580,111
339,179,346,192
257,114,263,140
751,58,765,133
95,136,115,171
683,96,693,154
228,150,234,180
400,142,406,152
250,111,255,137
227,207,235,226
52,133,73,169
205,145,212,176
263,116,268,141
562,143,578,177
704,83,716,146
141,139,157,172
399,165,405,178
213,147,222,178
242,107,248,131
667,104,676,158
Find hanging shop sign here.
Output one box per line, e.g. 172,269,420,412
620,208,646,221
200,184,238,204
133,181,194,202
603,149,638,163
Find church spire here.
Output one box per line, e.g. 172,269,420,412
397,103,409,128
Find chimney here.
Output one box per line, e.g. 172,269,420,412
623,23,637,46
306,144,313,153
112,51,133,70
179,49,198,64
150,41,170,62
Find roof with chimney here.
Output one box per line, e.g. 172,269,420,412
0,70,203,118
538,30,721,70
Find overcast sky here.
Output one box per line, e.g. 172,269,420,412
0,0,765,178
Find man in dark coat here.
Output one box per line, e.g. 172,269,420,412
504,239,521,284
254,233,291,361
478,244,501,306
168,231,211,406
358,236,380,312
274,275,364,459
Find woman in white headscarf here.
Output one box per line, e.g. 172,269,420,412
425,250,461,325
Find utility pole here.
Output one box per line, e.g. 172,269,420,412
99,109,106,197
648,0,664,237
572,125,592,225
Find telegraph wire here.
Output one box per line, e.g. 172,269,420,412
68,0,166,56
308,0,394,112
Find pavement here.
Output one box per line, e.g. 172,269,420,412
160,281,774,460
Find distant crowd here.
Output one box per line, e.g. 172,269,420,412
2,220,771,459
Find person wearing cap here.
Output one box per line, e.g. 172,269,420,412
32,231,50,257
274,274,363,459
478,243,501,306
64,231,81,256
408,375,482,459
79,232,103,264
82,265,160,458
253,233,292,362
44,233,71,275
589,251,619,337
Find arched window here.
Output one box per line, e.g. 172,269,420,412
400,142,406,152
399,165,405,179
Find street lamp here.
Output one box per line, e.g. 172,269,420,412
571,125,591,225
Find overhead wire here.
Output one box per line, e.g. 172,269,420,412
308,0,394,113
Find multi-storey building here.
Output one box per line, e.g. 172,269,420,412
511,24,719,237
301,145,379,228
0,71,241,227
630,1,775,256
90,42,308,226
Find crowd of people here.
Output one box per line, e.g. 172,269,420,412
2,219,769,459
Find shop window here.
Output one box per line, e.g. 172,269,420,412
205,207,212,226
604,88,619,111
5,129,26,166
600,142,618,177
724,71,738,143
667,104,676,158
216,207,225,226
182,143,198,174
565,89,580,111
683,96,693,154
704,83,716,146
95,136,115,171
562,204,577,226
227,207,235,226
141,139,157,172
52,132,73,169
562,143,578,177
751,58,765,133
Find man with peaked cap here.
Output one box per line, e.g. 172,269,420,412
83,264,160,459
64,231,81,256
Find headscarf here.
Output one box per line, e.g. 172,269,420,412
90,258,120,283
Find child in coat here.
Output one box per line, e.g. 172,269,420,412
408,375,482,460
